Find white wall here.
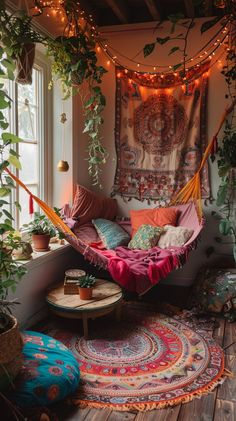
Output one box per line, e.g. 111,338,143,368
75,19,233,285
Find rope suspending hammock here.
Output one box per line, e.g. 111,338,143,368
6,99,236,232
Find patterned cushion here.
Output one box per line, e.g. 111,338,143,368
92,218,130,249
128,224,163,250
10,331,80,407
130,207,179,237
193,267,236,322
158,225,194,248
70,184,117,226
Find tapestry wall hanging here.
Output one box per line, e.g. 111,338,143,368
112,65,210,205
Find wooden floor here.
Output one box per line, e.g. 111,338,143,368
52,317,236,421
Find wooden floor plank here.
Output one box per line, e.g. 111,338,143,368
177,392,217,421
135,405,180,420
86,407,112,420
223,322,236,355
107,410,137,421
214,399,236,421
53,405,91,421
218,354,236,402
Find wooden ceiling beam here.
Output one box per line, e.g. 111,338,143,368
204,0,213,16
144,0,161,21
184,0,195,17
105,0,129,24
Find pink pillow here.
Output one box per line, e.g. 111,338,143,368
70,185,118,226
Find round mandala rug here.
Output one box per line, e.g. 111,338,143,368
53,305,226,411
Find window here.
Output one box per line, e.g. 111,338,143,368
1,53,52,229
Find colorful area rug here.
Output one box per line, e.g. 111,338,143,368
50,303,226,411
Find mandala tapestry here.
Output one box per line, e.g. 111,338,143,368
112,65,210,205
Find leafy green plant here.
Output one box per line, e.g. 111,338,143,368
0,52,27,332
0,1,44,59
46,4,108,186
22,209,63,239
78,274,96,288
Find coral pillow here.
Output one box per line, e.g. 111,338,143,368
158,225,194,249
70,184,117,226
128,224,163,250
92,218,130,249
130,207,179,237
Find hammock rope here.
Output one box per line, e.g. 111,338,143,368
171,98,236,219
5,168,76,238
5,100,236,231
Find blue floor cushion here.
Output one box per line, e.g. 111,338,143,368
10,331,80,407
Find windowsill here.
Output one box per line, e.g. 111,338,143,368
17,242,72,269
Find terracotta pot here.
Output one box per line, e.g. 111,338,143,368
0,315,23,391
79,287,93,300
15,43,35,85
32,234,50,252
12,241,33,260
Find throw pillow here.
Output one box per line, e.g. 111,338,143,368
70,184,117,226
92,218,130,249
128,224,163,250
158,225,194,248
130,207,179,237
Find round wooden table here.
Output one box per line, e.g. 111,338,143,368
46,279,123,338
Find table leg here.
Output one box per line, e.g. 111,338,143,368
115,302,122,322
82,313,89,339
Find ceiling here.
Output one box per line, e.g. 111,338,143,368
78,0,224,27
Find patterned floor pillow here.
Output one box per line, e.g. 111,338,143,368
9,331,80,407
193,267,236,321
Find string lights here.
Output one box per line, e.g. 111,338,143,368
32,0,232,87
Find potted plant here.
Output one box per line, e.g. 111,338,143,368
46,1,107,186
0,1,44,84
78,274,96,300
22,211,61,251
0,55,27,390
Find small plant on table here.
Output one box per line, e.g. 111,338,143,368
78,274,96,300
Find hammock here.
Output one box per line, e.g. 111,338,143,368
5,100,235,295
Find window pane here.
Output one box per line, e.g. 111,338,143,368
18,185,39,227
17,68,39,141
17,69,36,105
19,142,38,184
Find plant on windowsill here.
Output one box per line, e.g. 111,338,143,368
0,55,27,390
78,274,96,300
22,210,64,252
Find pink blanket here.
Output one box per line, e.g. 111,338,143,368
108,246,183,295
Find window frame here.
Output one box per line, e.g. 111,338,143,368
10,49,53,228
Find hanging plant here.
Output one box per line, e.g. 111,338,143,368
0,1,44,84
46,2,108,186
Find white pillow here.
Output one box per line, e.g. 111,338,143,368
158,225,194,249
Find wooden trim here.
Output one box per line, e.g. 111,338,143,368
144,0,161,21
105,0,129,24
184,0,195,17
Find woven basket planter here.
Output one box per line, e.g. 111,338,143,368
15,43,35,85
0,315,23,391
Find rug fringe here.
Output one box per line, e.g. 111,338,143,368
68,369,228,412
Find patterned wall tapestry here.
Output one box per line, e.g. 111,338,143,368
112,65,210,205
